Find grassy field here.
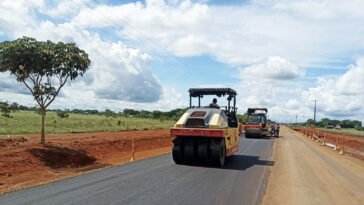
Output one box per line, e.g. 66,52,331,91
0,111,176,135
292,125,364,137
316,127,364,137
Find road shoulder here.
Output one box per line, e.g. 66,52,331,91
261,126,364,205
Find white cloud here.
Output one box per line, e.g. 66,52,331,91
270,0,364,20
2,18,163,103
39,0,92,18
0,72,28,95
335,57,364,95
302,57,364,121
69,0,364,67
0,87,185,112
285,99,299,109
1,0,364,123
0,0,43,37
234,56,305,122
239,56,305,81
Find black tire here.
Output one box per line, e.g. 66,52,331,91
197,141,209,164
210,140,226,167
184,140,196,164
245,133,254,138
172,144,184,164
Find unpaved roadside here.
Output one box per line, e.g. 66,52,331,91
262,126,364,205
0,129,172,194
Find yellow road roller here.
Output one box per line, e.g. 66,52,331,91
170,88,240,167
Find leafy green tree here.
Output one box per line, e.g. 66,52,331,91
57,111,69,118
0,101,19,118
152,110,163,119
123,109,138,117
104,109,116,117
352,120,362,128
0,37,90,144
237,113,248,124
305,119,315,126
85,109,99,115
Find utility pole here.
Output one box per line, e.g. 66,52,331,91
313,100,317,123
296,114,298,124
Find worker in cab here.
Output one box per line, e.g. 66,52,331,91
209,98,220,109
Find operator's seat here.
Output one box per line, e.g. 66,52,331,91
209,103,220,109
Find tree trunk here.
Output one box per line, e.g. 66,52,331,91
41,106,46,145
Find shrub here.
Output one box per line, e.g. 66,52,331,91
0,101,18,118
57,111,70,118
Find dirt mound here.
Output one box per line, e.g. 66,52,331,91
0,129,172,194
28,146,96,169
0,137,27,147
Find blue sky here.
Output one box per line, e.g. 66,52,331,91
1,0,364,123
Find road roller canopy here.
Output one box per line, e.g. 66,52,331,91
188,88,237,97
247,108,268,114
188,88,237,112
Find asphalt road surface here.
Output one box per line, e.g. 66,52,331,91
0,137,274,205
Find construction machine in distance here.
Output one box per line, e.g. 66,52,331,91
244,108,270,138
170,88,240,167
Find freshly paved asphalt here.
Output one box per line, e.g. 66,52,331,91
0,137,274,205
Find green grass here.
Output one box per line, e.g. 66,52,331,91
316,128,364,137
292,125,364,137
0,111,176,135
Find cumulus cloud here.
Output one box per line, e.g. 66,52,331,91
335,57,364,95
0,0,42,37
1,0,364,123
270,0,364,20
302,57,364,120
0,87,185,112
1,6,163,103
69,0,364,67
239,56,305,81
0,73,28,95
285,99,300,109
234,56,304,120
39,0,92,18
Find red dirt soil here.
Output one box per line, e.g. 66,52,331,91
292,128,364,160
0,129,173,194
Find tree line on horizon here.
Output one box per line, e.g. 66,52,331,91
0,100,252,123
0,101,188,121
2,101,362,130
294,118,363,130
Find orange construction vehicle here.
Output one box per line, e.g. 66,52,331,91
244,108,270,138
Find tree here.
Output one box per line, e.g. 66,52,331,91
104,109,116,117
352,120,362,128
57,111,69,118
305,119,315,126
237,113,248,124
0,37,90,144
0,101,19,118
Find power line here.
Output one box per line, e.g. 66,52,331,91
68,0,166,60
76,0,194,72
